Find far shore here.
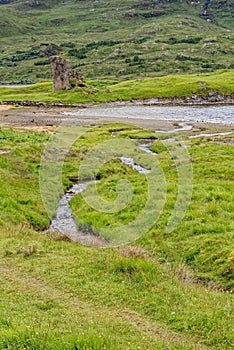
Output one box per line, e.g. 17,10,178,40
1,92,234,110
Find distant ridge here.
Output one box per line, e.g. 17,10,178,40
0,0,233,83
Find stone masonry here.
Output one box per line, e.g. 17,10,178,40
50,56,82,91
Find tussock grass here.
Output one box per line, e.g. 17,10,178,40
0,123,233,348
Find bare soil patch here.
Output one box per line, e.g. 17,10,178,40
0,105,15,112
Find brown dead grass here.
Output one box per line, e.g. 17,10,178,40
117,245,149,259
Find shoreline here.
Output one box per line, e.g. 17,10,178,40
2,93,234,109
0,108,233,132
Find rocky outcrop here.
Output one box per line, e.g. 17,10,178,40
139,93,234,106
50,56,83,92
202,0,211,20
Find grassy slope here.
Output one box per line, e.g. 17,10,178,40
0,125,233,349
0,70,233,104
0,1,233,348
0,0,233,83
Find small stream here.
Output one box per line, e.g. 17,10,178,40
137,141,156,154
189,131,232,139
49,123,232,244
49,142,153,245
49,182,110,246
0,84,33,88
120,156,151,174
163,122,193,133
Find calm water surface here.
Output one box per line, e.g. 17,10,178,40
63,105,234,124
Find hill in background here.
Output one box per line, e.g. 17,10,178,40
0,0,233,83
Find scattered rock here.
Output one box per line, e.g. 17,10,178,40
28,1,42,8
2,93,234,108
51,18,65,26
2,100,87,108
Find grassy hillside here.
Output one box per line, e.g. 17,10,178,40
0,0,233,83
0,124,233,349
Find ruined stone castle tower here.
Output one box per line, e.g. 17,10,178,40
50,56,82,91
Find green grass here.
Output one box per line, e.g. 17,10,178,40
0,70,233,104
1,231,233,349
0,123,233,349
68,126,234,288
0,128,50,230
0,0,233,83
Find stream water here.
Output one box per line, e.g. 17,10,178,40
120,156,151,174
49,182,111,246
189,131,232,138
49,142,153,245
63,105,234,124
0,84,32,88
51,104,233,244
